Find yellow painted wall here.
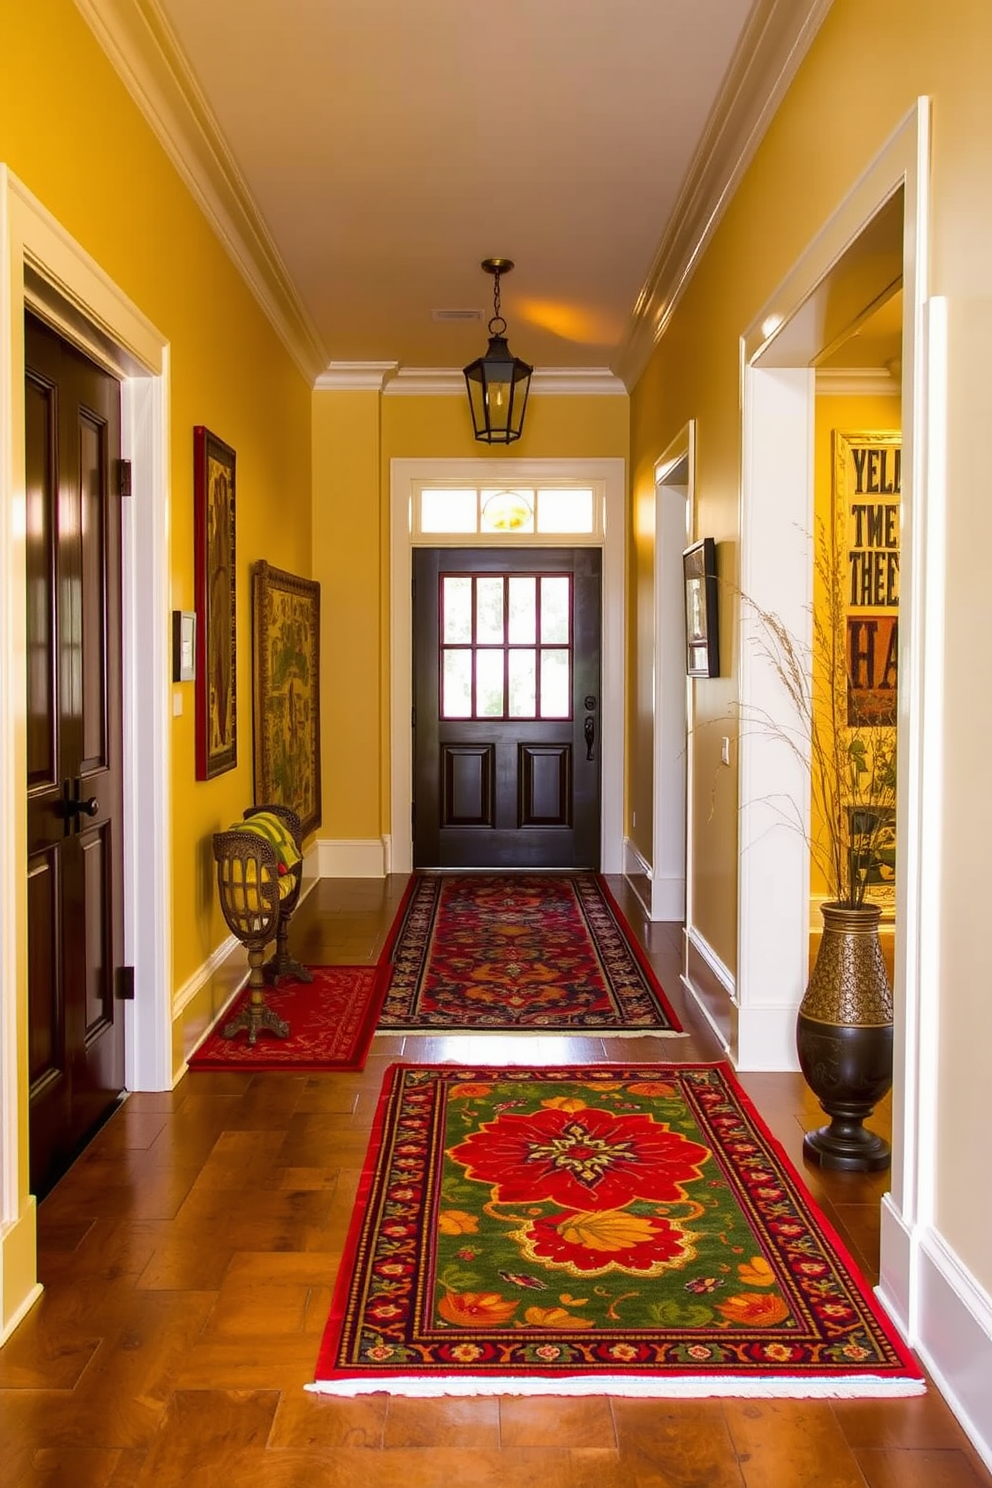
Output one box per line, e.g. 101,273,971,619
1,0,311,1148
312,391,384,841
629,0,992,1289
310,389,629,848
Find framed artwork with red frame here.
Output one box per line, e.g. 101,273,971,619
193,426,237,779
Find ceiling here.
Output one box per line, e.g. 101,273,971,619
86,0,835,385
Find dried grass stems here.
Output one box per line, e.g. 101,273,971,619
739,523,896,909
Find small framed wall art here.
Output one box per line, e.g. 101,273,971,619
172,610,196,682
683,537,720,678
193,426,237,779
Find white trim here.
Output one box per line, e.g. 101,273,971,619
172,933,238,1019
737,365,814,1075
1,172,174,1268
389,458,626,875
316,838,389,879
383,366,628,397
686,925,735,996
614,0,833,389
72,0,326,383
877,1193,914,1344
682,924,735,1054
913,1228,992,1474
0,1282,42,1346
1,170,173,1330
530,368,628,396
623,836,651,882
384,368,464,396
315,362,398,392
815,367,901,398
121,369,173,1092
651,425,692,924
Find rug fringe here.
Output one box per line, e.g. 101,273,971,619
386,1028,690,1039
306,1374,926,1399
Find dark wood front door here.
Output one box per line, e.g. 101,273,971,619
25,311,126,1198
413,547,602,868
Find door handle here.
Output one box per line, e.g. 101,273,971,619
60,779,100,831
584,715,596,761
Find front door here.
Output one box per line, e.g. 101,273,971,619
25,311,126,1198
413,547,602,868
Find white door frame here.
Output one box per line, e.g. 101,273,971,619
651,425,693,922
737,102,932,1344
389,458,626,875
1,168,173,1329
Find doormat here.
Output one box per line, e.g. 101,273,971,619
377,873,683,1034
309,1063,924,1398
188,965,386,1072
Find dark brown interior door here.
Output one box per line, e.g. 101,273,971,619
413,547,601,868
25,311,126,1198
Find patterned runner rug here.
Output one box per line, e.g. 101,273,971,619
378,873,682,1033
188,965,385,1071
309,1063,923,1397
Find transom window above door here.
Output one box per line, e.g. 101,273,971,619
413,483,602,541
440,572,572,720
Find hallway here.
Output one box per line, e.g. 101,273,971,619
0,878,987,1487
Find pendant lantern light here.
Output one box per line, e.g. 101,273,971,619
463,258,533,444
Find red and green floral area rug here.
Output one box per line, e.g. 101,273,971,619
377,873,683,1034
309,1063,923,1398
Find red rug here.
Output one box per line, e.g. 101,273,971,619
378,873,682,1033
188,965,385,1072
309,1063,923,1397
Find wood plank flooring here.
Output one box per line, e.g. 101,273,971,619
2,875,989,1487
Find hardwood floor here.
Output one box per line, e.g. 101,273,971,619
2,875,989,1488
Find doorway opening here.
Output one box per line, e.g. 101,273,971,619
735,103,932,1340
1,171,173,1307
389,458,626,876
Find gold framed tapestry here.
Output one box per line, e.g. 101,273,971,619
193,426,237,779
251,562,321,838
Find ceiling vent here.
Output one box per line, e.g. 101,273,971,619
432,308,483,322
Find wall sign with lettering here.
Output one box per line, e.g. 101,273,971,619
833,429,900,913
835,431,900,726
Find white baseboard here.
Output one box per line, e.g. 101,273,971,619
683,924,735,1054
735,1002,802,1073
622,837,685,921
877,1193,914,1340
301,838,321,885
623,836,650,880
316,837,387,878
914,1227,992,1474
1,1281,42,1346
172,932,238,1018
651,876,686,921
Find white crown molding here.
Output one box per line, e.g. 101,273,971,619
315,362,399,392
815,367,901,397
614,0,834,391
532,367,627,396
73,0,327,383
383,366,627,397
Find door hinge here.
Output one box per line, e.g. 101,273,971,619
115,965,135,1001
118,458,132,499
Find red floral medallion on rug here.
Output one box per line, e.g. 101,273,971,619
188,965,385,1071
309,1063,923,1397
378,873,682,1033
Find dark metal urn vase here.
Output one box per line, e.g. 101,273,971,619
796,901,893,1172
